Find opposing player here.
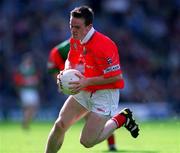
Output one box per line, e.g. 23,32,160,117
47,39,70,79
47,39,118,151
44,6,139,153
13,54,40,129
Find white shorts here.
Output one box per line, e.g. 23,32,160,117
73,89,120,117
19,88,40,106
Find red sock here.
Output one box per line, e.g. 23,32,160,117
107,134,115,146
112,114,126,128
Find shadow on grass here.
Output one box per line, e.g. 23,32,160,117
103,150,158,153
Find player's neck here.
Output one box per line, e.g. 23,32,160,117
81,27,95,44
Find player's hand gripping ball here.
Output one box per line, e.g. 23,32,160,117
57,69,81,95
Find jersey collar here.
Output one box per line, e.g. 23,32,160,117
81,27,95,44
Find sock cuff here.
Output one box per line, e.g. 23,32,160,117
112,114,126,128
111,118,120,128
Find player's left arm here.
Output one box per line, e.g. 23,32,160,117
69,72,122,92
74,73,122,87
85,73,123,86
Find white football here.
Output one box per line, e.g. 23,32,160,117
58,69,81,95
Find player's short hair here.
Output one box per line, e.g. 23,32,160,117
70,6,94,26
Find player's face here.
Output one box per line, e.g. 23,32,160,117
70,17,92,40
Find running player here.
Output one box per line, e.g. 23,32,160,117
44,6,139,153
47,39,117,151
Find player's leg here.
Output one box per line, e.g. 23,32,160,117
20,89,40,129
96,89,139,142
83,113,117,151
96,108,140,144
80,89,139,148
107,134,117,151
44,96,88,153
80,112,110,148
22,106,31,129
22,105,37,129
113,108,140,138
81,112,123,148
79,89,121,147
81,109,139,148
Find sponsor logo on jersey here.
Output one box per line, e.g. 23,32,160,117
104,64,120,74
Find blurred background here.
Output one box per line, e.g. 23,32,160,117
0,0,179,122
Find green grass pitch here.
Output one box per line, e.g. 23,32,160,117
0,119,179,153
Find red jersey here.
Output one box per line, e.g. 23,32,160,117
68,28,124,91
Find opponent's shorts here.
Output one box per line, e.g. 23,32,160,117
72,89,120,117
19,88,40,106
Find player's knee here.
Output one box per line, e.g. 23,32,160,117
54,118,68,132
80,138,95,148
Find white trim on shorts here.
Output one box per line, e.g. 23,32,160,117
72,89,120,117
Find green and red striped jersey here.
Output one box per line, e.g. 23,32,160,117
47,39,70,74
